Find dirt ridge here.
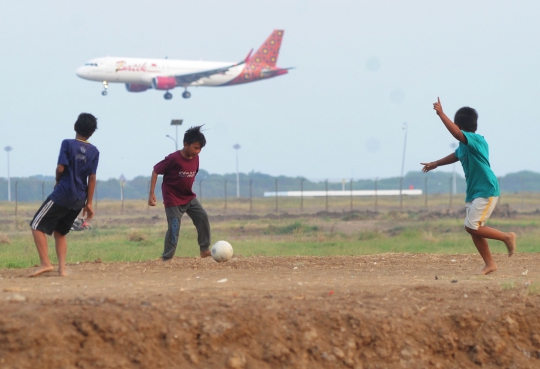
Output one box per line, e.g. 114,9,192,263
1,254,539,368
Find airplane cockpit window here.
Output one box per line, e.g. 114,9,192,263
84,63,98,66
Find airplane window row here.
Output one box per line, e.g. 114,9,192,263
85,63,98,67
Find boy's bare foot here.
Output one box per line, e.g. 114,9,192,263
200,250,211,258
477,263,498,275
58,269,67,277
505,232,516,257
29,265,54,278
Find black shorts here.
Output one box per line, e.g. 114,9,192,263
29,198,82,236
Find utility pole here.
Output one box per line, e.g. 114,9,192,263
233,144,241,198
399,123,408,211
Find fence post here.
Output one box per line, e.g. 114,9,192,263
120,180,125,215
249,179,253,214
399,177,403,212
448,177,453,212
15,181,18,217
275,179,278,212
42,181,45,202
424,177,428,210
300,178,304,213
224,180,228,214
350,178,353,212
374,178,378,213
147,180,150,214
497,176,502,208
521,176,524,212
325,179,328,212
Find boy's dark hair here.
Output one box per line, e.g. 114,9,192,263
183,125,206,147
75,113,98,137
454,107,478,132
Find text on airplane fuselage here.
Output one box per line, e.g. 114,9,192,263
115,61,157,72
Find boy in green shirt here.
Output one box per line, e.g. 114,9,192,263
421,98,516,275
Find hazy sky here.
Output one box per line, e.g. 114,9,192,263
1,1,539,182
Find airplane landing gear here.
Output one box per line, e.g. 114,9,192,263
102,81,108,96
182,90,191,99
164,92,173,100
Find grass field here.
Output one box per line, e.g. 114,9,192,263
1,197,539,269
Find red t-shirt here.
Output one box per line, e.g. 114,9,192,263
153,152,199,207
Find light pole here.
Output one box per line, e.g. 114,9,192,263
450,142,457,194
170,119,183,151
119,174,126,215
165,135,177,151
4,146,12,202
399,122,408,210
233,144,241,198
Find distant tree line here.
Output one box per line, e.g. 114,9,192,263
0,170,539,202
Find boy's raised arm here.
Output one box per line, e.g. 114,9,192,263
148,171,158,206
434,97,467,144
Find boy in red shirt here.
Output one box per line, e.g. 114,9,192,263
148,126,211,260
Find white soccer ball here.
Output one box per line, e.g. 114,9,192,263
211,240,233,262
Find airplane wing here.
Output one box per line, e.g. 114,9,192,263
173,57,247,86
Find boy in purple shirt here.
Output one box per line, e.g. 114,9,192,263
148,126,211,260
29,113,99,277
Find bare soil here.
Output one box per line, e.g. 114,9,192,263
1,253,540,369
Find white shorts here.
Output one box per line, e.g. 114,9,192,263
464,197,498,230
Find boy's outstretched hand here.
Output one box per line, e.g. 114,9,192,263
433,97,443,116
421,161,438,173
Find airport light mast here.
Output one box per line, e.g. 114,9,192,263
170,119,183,151
4,146,12,202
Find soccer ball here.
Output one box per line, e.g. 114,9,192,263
211,240,233,262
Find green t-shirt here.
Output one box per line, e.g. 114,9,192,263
455,131,500,202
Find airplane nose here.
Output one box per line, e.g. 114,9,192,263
75,66,86,78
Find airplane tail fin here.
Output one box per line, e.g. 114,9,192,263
249,30,284,68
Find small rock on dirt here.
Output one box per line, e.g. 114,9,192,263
6,293,26,302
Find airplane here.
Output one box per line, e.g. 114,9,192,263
75,30,291,100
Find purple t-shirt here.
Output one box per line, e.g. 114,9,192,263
154,152,199,207
49,139,99,209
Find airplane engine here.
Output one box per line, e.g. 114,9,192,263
152,77,177,90
125,83,151,92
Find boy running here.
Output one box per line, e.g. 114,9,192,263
148,126,211,260
30,113,99,277
421,98,516,275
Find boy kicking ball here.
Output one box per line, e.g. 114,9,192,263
148,126,211,260
421,98,516,275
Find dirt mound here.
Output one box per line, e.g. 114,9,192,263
1,254,540,368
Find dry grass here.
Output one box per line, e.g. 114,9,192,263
0,233,10,244
422,231,440,243
127,229,148,242
1,192,540,220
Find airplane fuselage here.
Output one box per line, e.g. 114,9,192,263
76,57,245,87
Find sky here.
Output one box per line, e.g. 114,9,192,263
1,0,539,182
